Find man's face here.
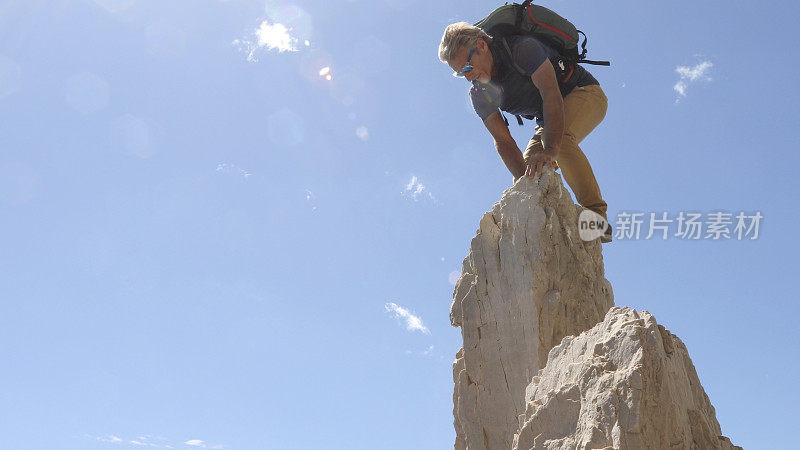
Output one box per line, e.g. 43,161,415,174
448,40,492,84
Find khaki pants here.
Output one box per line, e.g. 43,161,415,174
515,84,608,220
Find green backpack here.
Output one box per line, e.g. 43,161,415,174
473,0,610,125
474,0,610,67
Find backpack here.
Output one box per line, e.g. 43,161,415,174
473,0,610,126
474,0,610,67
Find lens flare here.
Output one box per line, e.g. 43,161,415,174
356,126,368,141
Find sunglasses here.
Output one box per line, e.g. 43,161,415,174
452,47,476,78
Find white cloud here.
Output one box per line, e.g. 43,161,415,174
404,345,435,357
183,440,222,448
405,176,423,196
403,175,436,202
85,434,217,449
448,270,461,286
304,189,317,211
385,302,430,334
673,60,712,101
255,21,297,52
216,163,251,179
92,435,123,443
233,20,301,62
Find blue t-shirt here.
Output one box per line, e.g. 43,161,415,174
469,35,599,126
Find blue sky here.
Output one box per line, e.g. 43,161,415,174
1,0,798,448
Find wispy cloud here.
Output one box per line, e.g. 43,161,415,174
85,434,220,449
405,345,435,356
92,435,123,443
385,302,430,334
304,189,318,211
403,175,436,202
448,270,461,286
184,439,225,449
673,60,712,102
216,163,251,179
234,20,306,62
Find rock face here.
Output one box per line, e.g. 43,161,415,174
513,306,740,450
450,173,614,449
451,173,738,449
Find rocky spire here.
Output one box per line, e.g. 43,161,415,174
451,173,614,449
512,306,741,449
450,172,738,449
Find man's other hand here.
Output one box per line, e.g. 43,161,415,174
525,148,559,178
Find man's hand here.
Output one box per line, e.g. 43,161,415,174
525,148,559,178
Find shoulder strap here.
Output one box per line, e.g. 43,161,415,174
500,37,528,77
499,37,539,127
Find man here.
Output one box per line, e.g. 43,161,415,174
438,22,612,243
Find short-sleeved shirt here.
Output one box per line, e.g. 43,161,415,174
469,35,599,126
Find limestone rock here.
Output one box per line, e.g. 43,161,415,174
512,306,740,450
450,172,614,450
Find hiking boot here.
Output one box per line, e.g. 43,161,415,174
600,224,613,244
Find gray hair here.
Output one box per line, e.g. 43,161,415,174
438,22,493,63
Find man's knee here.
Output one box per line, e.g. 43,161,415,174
558,132,580,155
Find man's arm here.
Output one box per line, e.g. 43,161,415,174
482,111,526,179
525,58,564,177
531,59,565,152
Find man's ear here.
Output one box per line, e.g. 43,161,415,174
477,38,488,53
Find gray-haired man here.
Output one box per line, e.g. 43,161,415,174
439,22,612,243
